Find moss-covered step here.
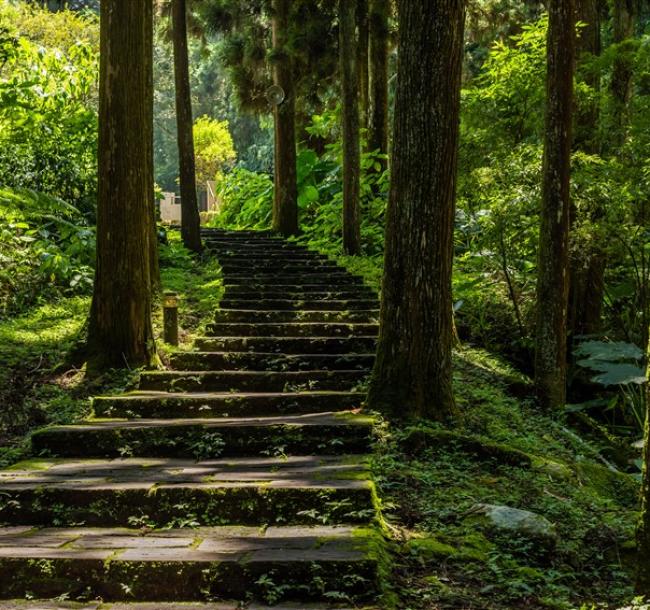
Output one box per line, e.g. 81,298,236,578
206,322,379,339
214,310,379,324
194,336,378,354
222,288,377,300
31,413,375,458
0,602,379,609
214,252,332,262
220,263,344,274
205,242,315,252
93,391,364,418
223,283,375,294
221,274,364,287
134,369,367,393
218,299,378,312
0,456,376,527
0,525,380,603
169,352,375,372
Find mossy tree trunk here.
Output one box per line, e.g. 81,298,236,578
340,0,361,256
534,0,575,410
636,333,650,593
568,0,604,344
368,0,389,170
172,0,203,253
367,0,465,421
88,0,156,370
609,0,636,151
271,0,299,237
357,0,369,132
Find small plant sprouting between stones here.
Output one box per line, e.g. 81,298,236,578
189,431,226,460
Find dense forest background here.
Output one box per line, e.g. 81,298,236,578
1,0,650,607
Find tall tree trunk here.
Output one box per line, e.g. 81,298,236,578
367,0,465,420
609,0,635,150
368,0,389,168
172,0,202,253
636,333,650,594
534,0,575,410
340,0,361,255
357,0,370,133
271,0,298,237
88,0,156,370
568,0,604,343
147,3,160,291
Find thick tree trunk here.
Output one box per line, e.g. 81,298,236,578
367,0,465,420
534,0,575,410
368,0,389,168
609,0,635,150
636,334,650,594
568,0,604,343
172,0,202,253
272,0,299,237
340,0,361,256
88,0,156,370
357,0,369,132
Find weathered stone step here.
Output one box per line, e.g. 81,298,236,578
215,310,379,323
222,274,364,286
224,283,375,294
222,290,377,301
207,322,378,338
0,456,375,527
31,413,374,458
0,525,379,602
215,253,331,262
0,602,376,610
219,299,378,311
136,369,367,392
220,264,344,275
206,242,312,253
169,351,375,372
94,391,364,418
195,336,378,354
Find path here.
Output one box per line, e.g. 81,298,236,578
0,230,384,608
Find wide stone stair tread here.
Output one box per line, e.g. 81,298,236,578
0,526,378,602
214,310,379,324
31,412,374,458
195,336,378,354
169,351,375,371
221,290,377,300
218,300,377,312
94,389,365,418
0,456,374,527
131,369,367,392
0,602,376,609
223,283,375,293
206,322,379,338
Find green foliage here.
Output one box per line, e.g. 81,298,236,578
0,4,99,211
0,187,94,317
192,115,237,185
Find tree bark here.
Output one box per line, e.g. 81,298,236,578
568,0,604,343
172,0,202,253
367,0,465,420
609,0,635,150
636,333,650,594
88,0,156,370
357,0,369,132
340,0,361,256
368,0,389,168
271,0,299,237
534,0,575,410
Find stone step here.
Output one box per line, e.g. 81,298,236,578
222,290,377,301
220,264,345,275
0,602,376,610
195,336,378,354
206,322,379,339
215,310,379,323
224,283,375,294
31,413,374,458
205,242,312,253
169,351,375,372
0,525,379,602
0,456,375,527
222,274,364,285
94,390,364,418
136,369,367,392
215,253,331,262
219,299,378,311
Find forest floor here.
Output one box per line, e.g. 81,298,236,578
0,232,640,609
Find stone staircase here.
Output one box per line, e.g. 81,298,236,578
0,229,384,608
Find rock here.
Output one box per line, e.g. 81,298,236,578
467,503,557,544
